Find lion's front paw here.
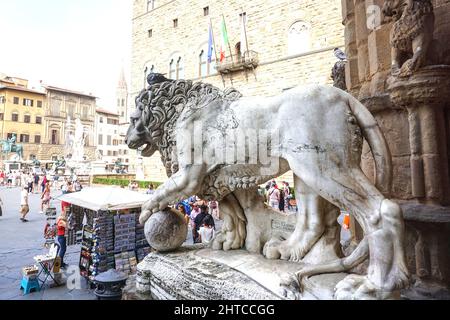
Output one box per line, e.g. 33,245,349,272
139,209,152,225
140,198,159,224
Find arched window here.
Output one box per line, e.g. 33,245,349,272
169,59,176,79
176,57,184,80
199,50,207,77
288,21,311,55
198,43,216,77
168,53,183,80
143,62,154,87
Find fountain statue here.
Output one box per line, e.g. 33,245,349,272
72,118,86,162
63,117,91,175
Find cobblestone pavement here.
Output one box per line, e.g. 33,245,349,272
0,186,96,300
0,184,350,300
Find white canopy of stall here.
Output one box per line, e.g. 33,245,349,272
57,187,152,211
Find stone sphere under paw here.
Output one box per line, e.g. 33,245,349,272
144,208,188,252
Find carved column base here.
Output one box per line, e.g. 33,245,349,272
400,202,450,289
387,65,450,204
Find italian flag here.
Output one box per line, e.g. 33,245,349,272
220,16,229,62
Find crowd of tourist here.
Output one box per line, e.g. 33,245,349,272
264,180,296,212
176,196,219,244
0,169,84,223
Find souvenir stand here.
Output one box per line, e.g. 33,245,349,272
58,187,152,283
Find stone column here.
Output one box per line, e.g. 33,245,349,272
388,66,450,205
354,0,370,99
342,0,358,93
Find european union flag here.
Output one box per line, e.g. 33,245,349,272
207,23,213,63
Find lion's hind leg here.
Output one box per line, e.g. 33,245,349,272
292,167,409,299
263,175,340,262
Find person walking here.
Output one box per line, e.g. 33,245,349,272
26,173,33,193
7,171,13,188
33,173,40,194
41,175,48,193
268,184,280,209
56,210,68,269
278,187,285,212
0,194,3,217
40,183,51,214
20,186,30,222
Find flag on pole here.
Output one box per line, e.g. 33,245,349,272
220,16,229,62
207,22,214,63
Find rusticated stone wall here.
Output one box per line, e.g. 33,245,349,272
342,0,450,292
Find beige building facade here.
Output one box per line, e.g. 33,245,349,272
130,0,345,182
42,85,96,162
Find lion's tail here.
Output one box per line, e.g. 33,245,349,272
347,94,393,196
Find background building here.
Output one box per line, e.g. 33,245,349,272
0,76,46,161
130,0,345,182
95,108,131,170
42,85,97,162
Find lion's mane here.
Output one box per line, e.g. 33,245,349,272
135,80,242,177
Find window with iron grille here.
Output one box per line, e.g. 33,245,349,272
12,113,19,122
24,115,31,123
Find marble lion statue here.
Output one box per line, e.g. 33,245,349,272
382,0,435,77
126,74,409,299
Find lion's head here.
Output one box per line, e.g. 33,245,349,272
382,0,408,22
382,0,433,23
126,73,175,157
126,90,158,157
126,78,241,176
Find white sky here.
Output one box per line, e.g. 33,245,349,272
0,0,132,110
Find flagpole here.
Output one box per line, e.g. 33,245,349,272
209,18,219,67
222,14,234,65
209,17,226,87
240,9,250,54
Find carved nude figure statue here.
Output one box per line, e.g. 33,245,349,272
126,76,409,299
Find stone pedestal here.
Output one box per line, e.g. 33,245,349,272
133,246,347,300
